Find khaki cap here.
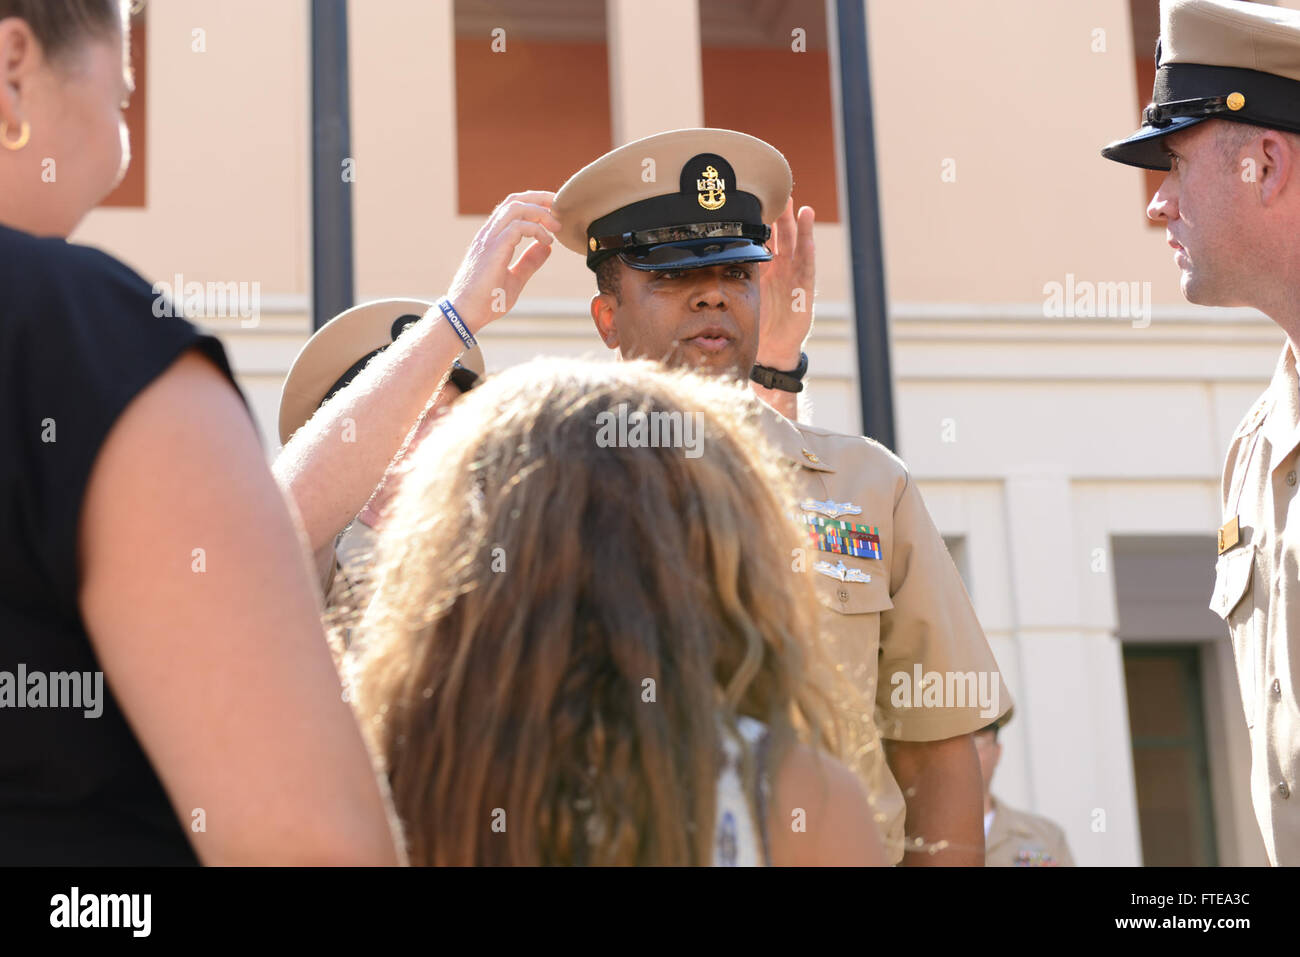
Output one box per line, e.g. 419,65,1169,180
277,298,485,446
1102,0,1300,170
553,128,792,272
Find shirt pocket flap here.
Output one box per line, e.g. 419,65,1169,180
813,563,893,615
1210,546,1254,621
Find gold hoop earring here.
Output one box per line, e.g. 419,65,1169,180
0,120,30,151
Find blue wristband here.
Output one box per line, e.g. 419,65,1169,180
436,297,477,351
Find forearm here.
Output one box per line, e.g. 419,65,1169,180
750,379,800,420
272,310,467,554
885,732,985,866
274,188,557,556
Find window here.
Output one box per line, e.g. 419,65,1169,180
698,0,839,221
1123,646,1219,865
1112,535,1226,866
101,0,146,208
453,0,612,215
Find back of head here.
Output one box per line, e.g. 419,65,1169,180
353,357,846,865
0,1,121,60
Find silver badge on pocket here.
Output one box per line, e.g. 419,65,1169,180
814,559,871,584
801,499,862,519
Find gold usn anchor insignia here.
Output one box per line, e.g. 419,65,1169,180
697,165,726,211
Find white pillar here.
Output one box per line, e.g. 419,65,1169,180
606,0,703,144
1002,468,1144,866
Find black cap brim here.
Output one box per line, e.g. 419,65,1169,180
1101,115,1208,171
618,237,772,271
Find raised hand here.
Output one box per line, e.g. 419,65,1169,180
757,198,816,369
445,190,559,334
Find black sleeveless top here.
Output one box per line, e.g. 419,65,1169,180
0,224,239,865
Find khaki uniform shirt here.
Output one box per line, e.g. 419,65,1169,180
758,407,1013,864
1212,342,1300,866
984,796,1074,867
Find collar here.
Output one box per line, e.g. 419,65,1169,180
1264,341,1300,474
752,401,835,473
985,795,1035,850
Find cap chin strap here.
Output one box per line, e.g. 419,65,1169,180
589,221,770,254
1142,94,1243,128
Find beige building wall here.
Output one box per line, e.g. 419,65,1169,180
73,0,312,451
69,0,1286,865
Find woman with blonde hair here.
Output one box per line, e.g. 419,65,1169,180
352,357,884,866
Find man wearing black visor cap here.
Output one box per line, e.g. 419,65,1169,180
555,128,795,381
1101,0,1300,867
1102,0,1300,171
554,128,1014,866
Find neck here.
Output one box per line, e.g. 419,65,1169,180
1273,299,1300,361
1274,300,1300,361
1251,241,1300,351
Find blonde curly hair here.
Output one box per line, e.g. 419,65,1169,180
351,357,866,865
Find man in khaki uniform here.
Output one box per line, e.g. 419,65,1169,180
1101,0,1300,865
275,299,485,614
553,128,1013,864
974,717,1075,867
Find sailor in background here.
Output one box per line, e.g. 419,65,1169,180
276,298,485,618
975,715,1075,867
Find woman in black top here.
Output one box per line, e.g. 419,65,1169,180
0,1,399,864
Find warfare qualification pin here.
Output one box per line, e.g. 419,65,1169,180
814,559,871,584
800,498,862,519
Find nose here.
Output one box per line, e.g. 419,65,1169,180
689,266,729,310
1146,174,1178,224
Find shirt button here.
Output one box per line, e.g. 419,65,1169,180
1280,781,1292,799
837,588,849,602
1273,678,1283,697
1288,471,1297,487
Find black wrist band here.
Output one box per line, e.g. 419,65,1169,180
750,352,808,393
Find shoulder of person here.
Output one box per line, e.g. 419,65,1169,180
0,227,162,337
787,420,913,491
770,740,880,866
0,226,148,291
1232,391,1274,442
1001,801,1064,839
1227,345,1290,443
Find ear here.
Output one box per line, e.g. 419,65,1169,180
0,18,40,129
1257,130,1295,207
590,292,620,351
